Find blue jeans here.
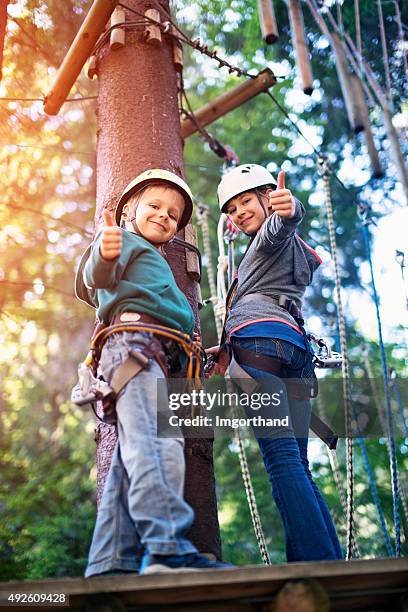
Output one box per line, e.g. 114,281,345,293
85,332,197,577
231,336,343,562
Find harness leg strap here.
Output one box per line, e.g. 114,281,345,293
110,351,148,396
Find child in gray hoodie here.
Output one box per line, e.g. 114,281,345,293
209,163,342,562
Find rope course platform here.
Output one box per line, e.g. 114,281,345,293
0,558,407,611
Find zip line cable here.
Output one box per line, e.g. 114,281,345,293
91,20,147,56
117,1,287,81
264,90,320,157
180,89,237,162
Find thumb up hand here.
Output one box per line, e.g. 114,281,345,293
269,170,296,219
100,209,122,260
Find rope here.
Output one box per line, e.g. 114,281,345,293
360,212,401,556
233,427,271,564
196,204,223,339
203,211,272,564
315,395,360,558
180,90,238,164
318,157,356,560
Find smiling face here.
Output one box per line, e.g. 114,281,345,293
123,185,185,245
226,189,273,234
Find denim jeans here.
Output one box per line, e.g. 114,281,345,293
231,335,343,562
85,332,196,577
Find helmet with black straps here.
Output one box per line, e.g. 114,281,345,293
115,169,194,231
217,164,277,213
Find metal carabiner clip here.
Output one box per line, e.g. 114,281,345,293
308,335,343,369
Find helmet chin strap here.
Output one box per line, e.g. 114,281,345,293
126,214,168,250
127,216,141,236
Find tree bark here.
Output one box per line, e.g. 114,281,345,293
93,0,221,559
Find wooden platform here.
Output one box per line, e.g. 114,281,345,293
0,558,407,611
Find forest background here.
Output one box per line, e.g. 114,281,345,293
0,0,407,579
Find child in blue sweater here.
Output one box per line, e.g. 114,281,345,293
78,169,229,576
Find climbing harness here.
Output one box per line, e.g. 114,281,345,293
72,315,203,425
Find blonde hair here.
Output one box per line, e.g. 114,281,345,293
123,182,183,219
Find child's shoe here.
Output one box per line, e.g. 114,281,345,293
140,552,233,574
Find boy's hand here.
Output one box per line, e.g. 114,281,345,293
100,209,122,260
269,170,296,218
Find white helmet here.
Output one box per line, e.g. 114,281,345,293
217,164,277,212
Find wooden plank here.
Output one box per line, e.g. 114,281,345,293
0,558,407,611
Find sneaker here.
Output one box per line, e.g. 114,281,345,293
140,552,233,575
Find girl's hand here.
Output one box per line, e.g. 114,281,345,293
100,209,122,260
205,345,229,378
268,170,295,218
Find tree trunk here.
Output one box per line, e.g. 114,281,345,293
93,0,221,559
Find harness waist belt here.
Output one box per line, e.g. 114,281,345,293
233,345,283,375
237,293,304,325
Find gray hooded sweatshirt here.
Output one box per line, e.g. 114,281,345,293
225,199,322,337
